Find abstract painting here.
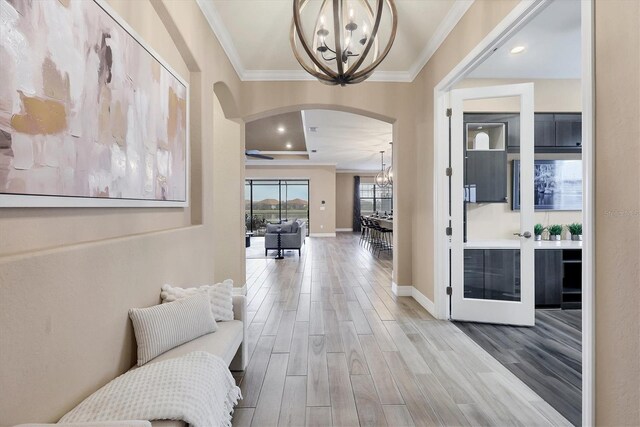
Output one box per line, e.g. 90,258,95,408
512,160,583,211
0,0,188,206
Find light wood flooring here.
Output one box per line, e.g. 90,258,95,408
235,233,570,426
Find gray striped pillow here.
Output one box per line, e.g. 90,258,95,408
129,293,217,366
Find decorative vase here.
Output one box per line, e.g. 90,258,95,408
571,234,583,241
550,235,561,241
535,235,542,241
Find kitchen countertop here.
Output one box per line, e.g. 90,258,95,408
464,239,583,250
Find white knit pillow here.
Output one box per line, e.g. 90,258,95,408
129,293,217,366
161,279,234,322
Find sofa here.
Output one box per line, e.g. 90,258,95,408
17,295,246,427
264,220,306,256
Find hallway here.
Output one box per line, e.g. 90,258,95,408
235,234,570,426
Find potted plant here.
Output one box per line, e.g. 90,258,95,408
568,222,582,241
547,224,563,241
534,223,544,241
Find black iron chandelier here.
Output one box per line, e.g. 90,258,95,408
291,0,398,86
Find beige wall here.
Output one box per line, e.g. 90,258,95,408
594,0,640,424
0,0,245,424
455,78,582,112
335,173,376,230
410,0,521,304
455,79,583,240
246,165,336,235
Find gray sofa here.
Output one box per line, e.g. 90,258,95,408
264,220,306,256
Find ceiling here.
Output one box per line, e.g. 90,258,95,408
245,109,392,171
196,0,473,82
246,112,307,152
468,0,581,79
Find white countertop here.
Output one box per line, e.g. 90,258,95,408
464,239,583,250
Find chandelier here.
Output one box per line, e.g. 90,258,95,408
385,141,393,185
291,0,398,86
375,150,390,187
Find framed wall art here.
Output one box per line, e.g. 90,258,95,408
0,0,189,207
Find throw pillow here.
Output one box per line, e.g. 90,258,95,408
129,293,217,366
161,279,234,321
290,220,299,233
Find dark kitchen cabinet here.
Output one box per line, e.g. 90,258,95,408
463,249,520,301
484,249,521,301
535,250,563,306
465,151,507,203
462,248,581,309
534,114,556,148
465,112,581,153
463,249,484,299
555,114,582,148
463,114,509,203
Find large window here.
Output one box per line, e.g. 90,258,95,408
245,179,309,236
360,183,393,216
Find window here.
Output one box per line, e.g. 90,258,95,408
245,179,309,236
360,183,393,216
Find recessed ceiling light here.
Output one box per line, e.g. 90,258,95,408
277,126,286,133
285,142,292,149
510,45,526,55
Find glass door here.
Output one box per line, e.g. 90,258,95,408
450,83,535,326
245,179,310,236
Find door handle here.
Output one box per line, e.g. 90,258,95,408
513,231,532,238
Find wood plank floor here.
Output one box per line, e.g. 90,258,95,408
236,233,570,426
455,310,582,426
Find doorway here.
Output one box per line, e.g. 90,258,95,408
433,0,593,425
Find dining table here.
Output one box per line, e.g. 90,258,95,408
365,215,393,230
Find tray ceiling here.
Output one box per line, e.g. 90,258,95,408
196,0,473,82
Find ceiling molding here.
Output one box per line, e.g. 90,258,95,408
260,151,308,155
336,170,379,174
197,0,474,83
242,69,412,83
245,160,337,167
195,0,244,80
407,0,475,81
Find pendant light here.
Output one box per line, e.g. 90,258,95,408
290,0,398,86
385,141,393,185
375,150,389,187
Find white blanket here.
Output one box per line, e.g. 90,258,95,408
60,352,241,427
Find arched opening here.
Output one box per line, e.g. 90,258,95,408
243,106,397,284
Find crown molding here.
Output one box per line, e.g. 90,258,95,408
336,170,378,174
259,151,309,155
407,0,475,81
195,0,244,80
246,160,337,167
197,0,474,83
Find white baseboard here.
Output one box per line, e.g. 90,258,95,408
411,287,436,318
336,228,353,232
309,232,337,237
392,281,413,297
390,282,437,318
233,284,247,296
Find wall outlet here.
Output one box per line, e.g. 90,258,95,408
320,225,324,229
320,206,325,211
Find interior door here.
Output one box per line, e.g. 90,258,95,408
450,83,535,326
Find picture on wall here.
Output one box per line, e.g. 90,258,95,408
512,160,582,211
0,0,188,207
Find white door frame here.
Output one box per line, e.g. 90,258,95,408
432,0,595,425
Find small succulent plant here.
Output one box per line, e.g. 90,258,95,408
547,224,563,236
534,223,545,236
568,222,582,236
